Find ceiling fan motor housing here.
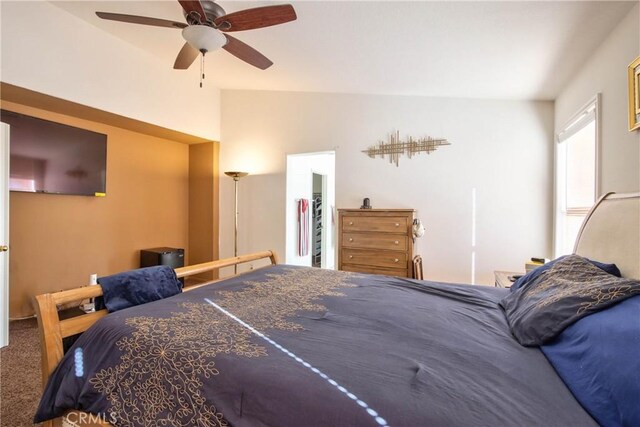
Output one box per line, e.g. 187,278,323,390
185,1,226,26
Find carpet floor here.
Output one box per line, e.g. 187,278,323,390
0,318,42,426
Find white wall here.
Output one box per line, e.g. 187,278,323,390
220,90,554,285
0,1,221,140
555,4,640,194
285,152,335,268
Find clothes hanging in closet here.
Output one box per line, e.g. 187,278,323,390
297,199,309,256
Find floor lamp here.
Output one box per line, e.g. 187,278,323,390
225,171,248,274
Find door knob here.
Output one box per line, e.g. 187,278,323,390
0,245,8,252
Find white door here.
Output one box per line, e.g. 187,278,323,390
0,122,9,348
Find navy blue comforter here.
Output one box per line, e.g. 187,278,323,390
35,265,595,426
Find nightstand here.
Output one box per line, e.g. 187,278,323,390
494,271,523,288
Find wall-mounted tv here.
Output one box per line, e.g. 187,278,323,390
1,109,107,196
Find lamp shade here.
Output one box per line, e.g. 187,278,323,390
182,25,227,53
224,171,249,180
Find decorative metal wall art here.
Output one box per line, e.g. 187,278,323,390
363,130,450,166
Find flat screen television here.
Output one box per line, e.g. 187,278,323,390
1,109,107,196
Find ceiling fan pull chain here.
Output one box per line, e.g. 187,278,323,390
199,52,204,88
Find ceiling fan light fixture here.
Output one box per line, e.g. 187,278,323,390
182,25,226,53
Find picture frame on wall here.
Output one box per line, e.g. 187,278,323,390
629,56,640,132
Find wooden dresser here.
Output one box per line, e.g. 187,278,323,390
338,209,415,278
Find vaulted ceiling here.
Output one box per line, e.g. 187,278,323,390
54,1,635,100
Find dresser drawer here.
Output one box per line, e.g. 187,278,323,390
342,233,407,251
342,216,408,233
342,248,407,269
341,264,409,278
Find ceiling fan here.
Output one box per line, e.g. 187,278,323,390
96,0,297,84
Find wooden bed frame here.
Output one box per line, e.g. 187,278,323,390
33,250,278,427
32,191,640,426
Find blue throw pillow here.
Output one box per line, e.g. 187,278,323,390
96,265,182,313
510,255,621,292
541,295,640,427
500,255,640,346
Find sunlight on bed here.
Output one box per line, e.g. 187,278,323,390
471,187,477,284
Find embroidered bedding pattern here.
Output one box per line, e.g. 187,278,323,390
89,268,357,426
528,256,640,314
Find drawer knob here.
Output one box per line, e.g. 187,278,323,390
394,240,399,245
395,223,399,227
349,221,353,226
349,255,353,259
394,258,399,263
349,238,353,242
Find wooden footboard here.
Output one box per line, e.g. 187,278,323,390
32,250,278,427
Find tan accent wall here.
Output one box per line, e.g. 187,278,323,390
188,142,220,282
2,100,190,318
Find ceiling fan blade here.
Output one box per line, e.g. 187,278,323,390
96,12,187,29
223,35,273,70
178,0,207,22
215,5,297,32
174,42,200,70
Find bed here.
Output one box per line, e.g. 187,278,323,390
33,192,640,427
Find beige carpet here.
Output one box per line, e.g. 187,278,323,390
0,318,42,426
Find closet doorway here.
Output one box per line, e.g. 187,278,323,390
285,151,335,269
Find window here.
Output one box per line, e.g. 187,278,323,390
554,95,600,257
